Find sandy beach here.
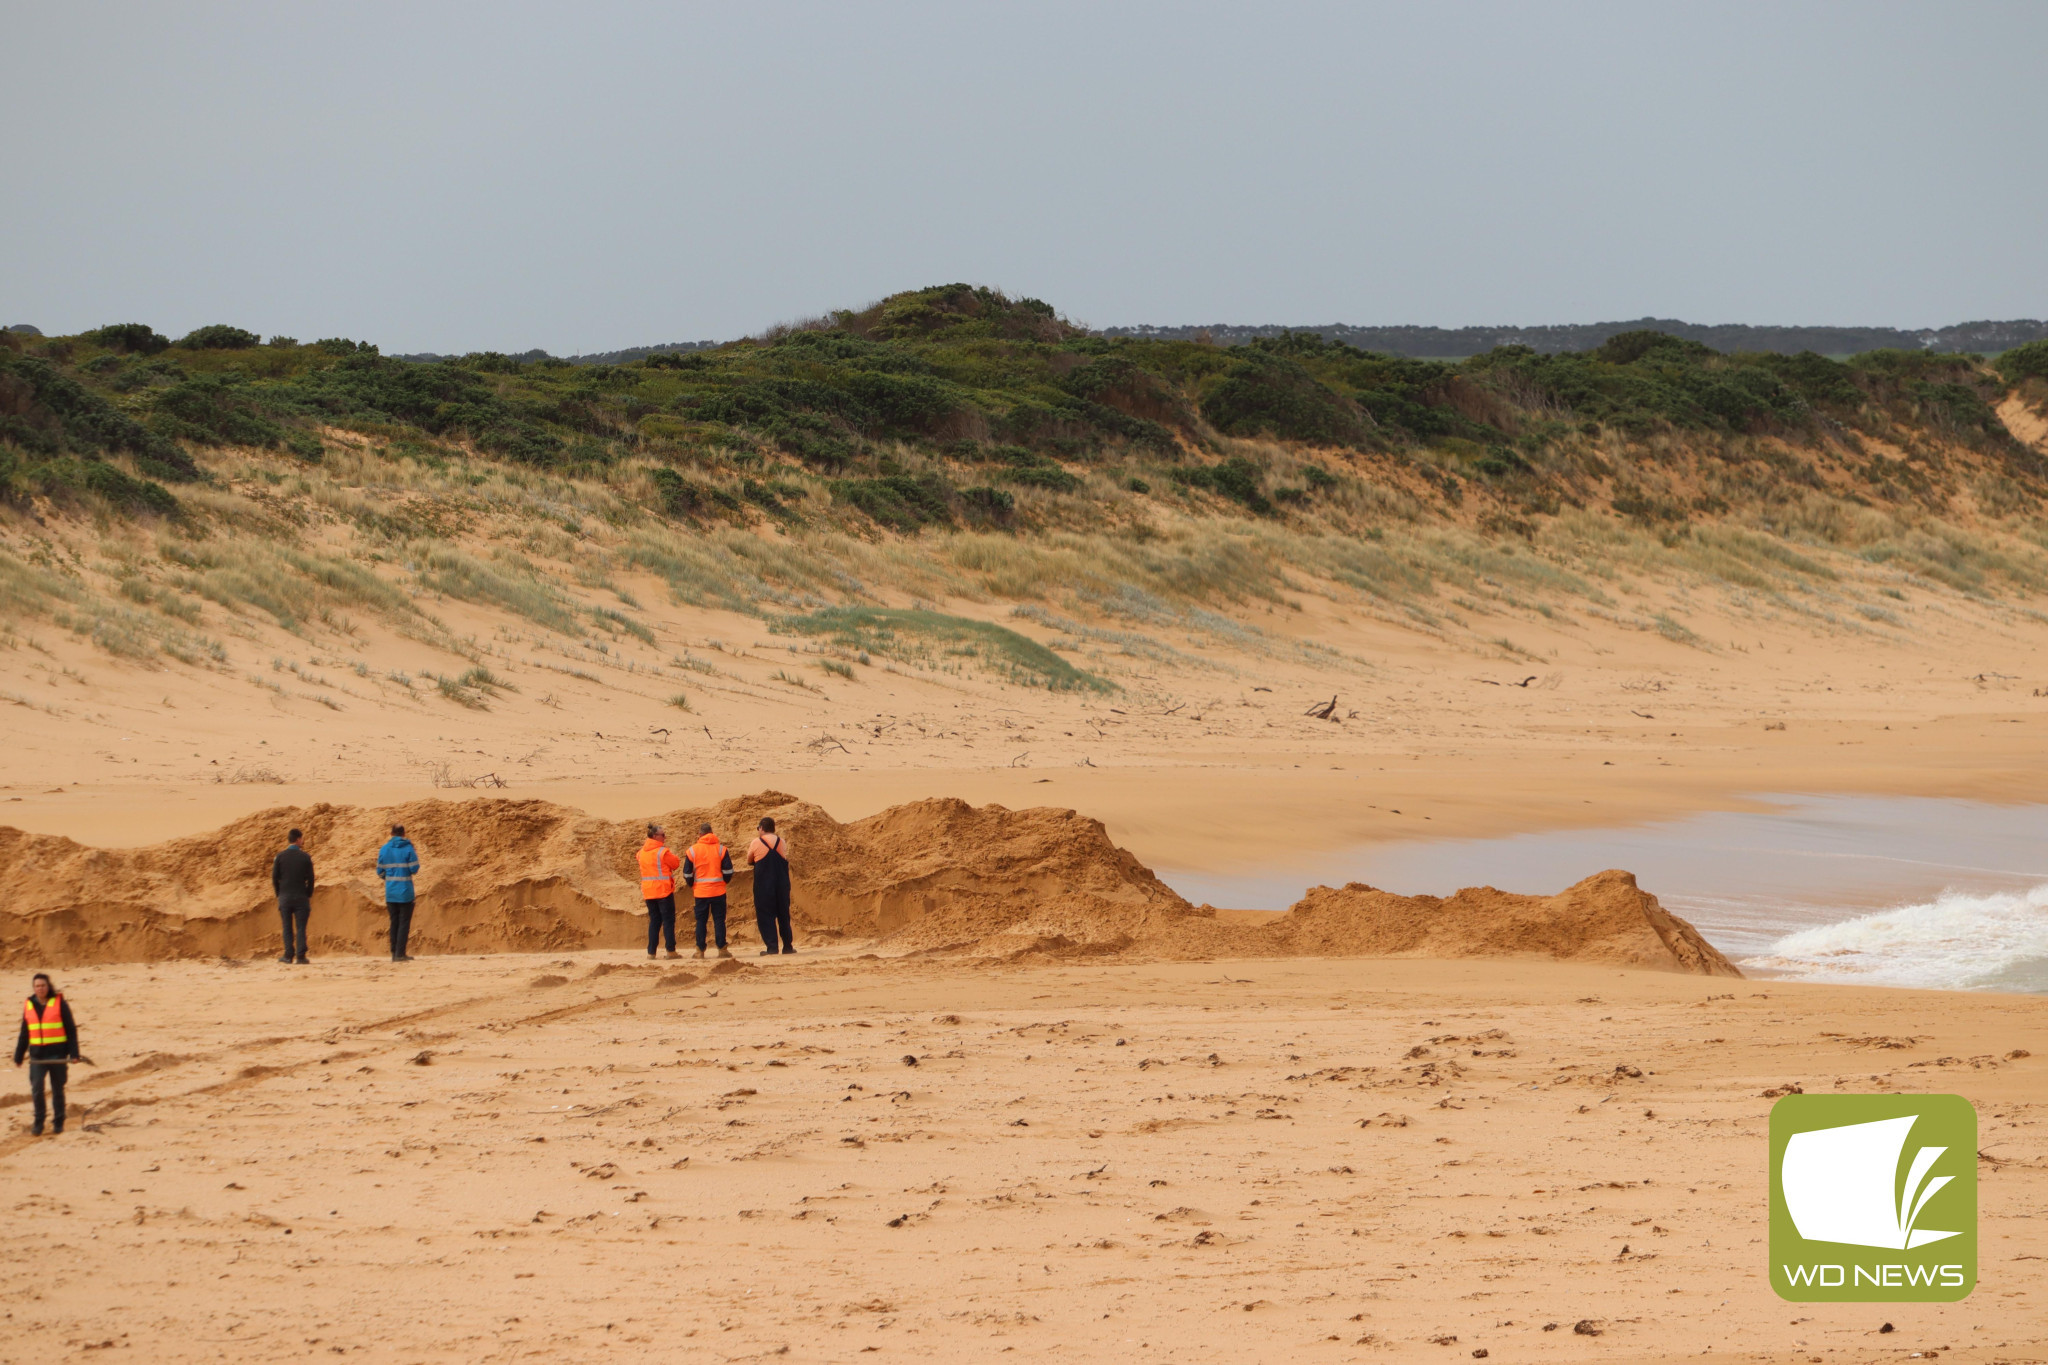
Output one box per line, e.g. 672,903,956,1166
8,517,2048,1360
2,950,2041,1363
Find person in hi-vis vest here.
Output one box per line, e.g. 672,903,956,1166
15,973,83,1136
684,822,734,959
637,824,683,958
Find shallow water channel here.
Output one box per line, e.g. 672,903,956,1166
1154,794,2048,993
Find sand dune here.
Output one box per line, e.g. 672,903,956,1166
1,793,1732,974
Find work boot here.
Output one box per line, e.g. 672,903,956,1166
50,1122,62,1135
716,947,734,959
294,956,309,965
664,950,679,959
29,1122,42,1137
758,948,776,956
692,949,705,960
278,954,293,963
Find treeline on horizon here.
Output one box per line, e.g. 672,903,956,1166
6,285,2048,532
1102,317,2048,360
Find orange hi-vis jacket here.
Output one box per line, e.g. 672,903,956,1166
637,837,681,899
24,995,66,1049
688,834,728,897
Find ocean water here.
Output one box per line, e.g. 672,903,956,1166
1154,794,2048,994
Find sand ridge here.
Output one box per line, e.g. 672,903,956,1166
0,793,1733,975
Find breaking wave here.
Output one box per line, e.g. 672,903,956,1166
1741,883,2048,993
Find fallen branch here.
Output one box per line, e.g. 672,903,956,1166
1304,696,1339,720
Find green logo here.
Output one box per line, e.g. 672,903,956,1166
1769,1093,1976,1301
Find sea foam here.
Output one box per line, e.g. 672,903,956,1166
1742,882,2048,993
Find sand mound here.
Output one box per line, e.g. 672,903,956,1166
0,793,1192,966
1237,870,1741,975
0,798,1734,976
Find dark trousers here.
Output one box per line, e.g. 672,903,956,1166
693,894,728,950
386,900,415,959
278,899,311,959
755,899,793,953
29,1060,67,1131
644,895,677,954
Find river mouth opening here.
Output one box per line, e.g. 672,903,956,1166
1154,794,2048,993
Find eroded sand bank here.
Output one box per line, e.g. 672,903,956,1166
0,793,1731,974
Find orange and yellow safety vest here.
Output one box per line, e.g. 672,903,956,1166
23,995,66,1049
637,838,680,899
689,835,728,896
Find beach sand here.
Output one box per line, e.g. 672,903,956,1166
10,500,2048,1359
2,950,2041,1362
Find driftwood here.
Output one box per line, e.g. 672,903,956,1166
1304,696,1340,720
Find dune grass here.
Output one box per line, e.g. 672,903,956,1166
770,606,1114,692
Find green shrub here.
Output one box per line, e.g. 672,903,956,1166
1200,352,1372,446
17,456,178,515
649,466,707,517
1005,463,1080,493
1591,330,1714,365
0,352,198,479
960,485,1015,522
177,324,261,350
1999,340,2048,386
829,473,953,531
85,323,170,355
153,374,289,448
1174,455,1272,514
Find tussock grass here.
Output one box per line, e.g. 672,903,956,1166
590,606,655,644
770,607,1114,692
415,544,581,635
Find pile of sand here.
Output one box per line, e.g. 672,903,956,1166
0,795,1736,976
1233,870,1741,975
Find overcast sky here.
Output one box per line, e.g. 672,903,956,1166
6,2,2045,353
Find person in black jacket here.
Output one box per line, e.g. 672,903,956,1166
15,972,82,1136
272,828,315,964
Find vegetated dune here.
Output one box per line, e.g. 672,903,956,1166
0,794,1735,976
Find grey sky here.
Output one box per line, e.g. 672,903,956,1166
7,2,2044,353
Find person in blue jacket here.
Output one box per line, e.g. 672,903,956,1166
375,824,422,962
